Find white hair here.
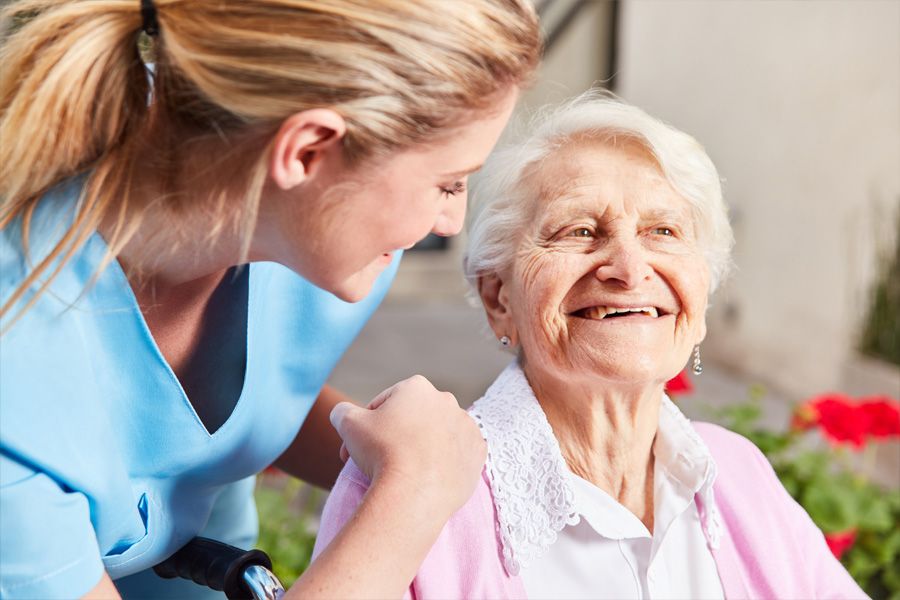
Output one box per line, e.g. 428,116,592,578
463,90,734,296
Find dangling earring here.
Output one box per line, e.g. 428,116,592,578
692,345,703,375
500,335,511,347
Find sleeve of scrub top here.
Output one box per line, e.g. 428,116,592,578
0,454,106,600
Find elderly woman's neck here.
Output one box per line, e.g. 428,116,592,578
523,363,662,529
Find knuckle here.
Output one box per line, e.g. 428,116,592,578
406,374,430,388
440,391,458,406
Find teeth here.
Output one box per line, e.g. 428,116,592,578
583,306,604,319
582,306,659,319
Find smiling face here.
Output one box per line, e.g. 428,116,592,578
482,136,710,390
257,88,519,302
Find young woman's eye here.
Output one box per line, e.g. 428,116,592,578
440,181,466,197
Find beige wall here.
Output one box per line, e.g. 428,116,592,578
617,0,900,399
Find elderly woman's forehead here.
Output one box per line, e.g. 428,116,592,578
555,133,658,169
526,134,665,200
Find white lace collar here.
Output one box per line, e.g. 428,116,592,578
468,361,723,576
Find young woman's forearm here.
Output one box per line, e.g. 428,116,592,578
81,571,121,600
284,475,445,599
287,375,487,598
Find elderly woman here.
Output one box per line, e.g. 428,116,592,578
312,94,865,599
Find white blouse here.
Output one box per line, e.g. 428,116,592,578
469,361,725,600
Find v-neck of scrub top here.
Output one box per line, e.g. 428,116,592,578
1,177,403,587
105,255,254,439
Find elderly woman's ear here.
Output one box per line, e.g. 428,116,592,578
477,274,517,346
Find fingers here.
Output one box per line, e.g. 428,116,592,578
366,387,393,410
365,374,433,410
331,403,362,464
329,401,362,434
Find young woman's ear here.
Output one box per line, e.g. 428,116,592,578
477,273,517,346
269,109,347,190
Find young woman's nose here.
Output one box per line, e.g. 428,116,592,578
593,236,653,288
431,197,467,237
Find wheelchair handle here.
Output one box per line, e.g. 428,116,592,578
153,537,284,600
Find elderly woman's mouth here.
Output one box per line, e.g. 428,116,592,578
571,305,670,320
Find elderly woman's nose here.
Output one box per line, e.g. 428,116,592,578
431,198,467,237
594,239,653,288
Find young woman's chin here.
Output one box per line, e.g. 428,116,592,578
329,256,393,303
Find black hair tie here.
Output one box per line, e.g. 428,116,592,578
141,0,159,37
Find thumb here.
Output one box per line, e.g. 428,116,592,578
329,401,366,437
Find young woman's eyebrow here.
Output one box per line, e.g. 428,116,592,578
441,164,483,179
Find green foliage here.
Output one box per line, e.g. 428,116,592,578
713,396,900,599
254,474,321,588
860,207,900,367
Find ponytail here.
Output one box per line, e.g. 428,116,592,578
1,1,149,206
1,0,151,327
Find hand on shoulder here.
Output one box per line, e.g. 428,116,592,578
330,375,487,518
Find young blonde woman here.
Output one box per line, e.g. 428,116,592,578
0,1,540,598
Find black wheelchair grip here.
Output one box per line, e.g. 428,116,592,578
153,537,274,600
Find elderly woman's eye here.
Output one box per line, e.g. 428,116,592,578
568,227,594,238
652,227,676,237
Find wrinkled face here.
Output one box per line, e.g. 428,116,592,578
498,137,710,388
267,88,519,302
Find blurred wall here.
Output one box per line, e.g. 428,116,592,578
616,0,900,399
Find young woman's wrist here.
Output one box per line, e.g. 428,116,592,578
370,465,460,522
287,469,449,599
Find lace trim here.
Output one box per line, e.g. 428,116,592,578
468,362,579,575
469,361,723,576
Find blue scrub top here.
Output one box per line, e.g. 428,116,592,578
0,178,401,598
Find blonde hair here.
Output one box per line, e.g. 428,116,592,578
0,0,540,328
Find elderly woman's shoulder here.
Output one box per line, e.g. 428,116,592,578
692,421,792,503
692,421,773,471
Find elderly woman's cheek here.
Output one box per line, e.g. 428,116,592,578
671,256,711,347
514,254,571,356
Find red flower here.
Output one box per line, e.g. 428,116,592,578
824,528,857,559
796,393,900,448
858,396,900,439
665,371,693,396
791,402,819,432
803,393,869,450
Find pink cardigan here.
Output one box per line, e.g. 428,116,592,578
313,422,866,599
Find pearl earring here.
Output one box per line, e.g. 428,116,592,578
692,345,703,375
500,335,511,347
